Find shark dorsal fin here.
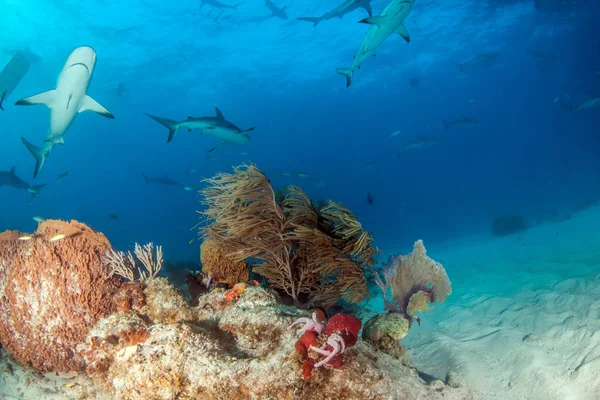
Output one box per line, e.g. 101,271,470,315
9,166,16,174
215,107,225,120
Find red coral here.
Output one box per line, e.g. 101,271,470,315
325,314,362,348
295,331,319,360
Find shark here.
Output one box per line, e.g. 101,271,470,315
0,166,46,197
200,0,243,10
455,52,499,72
0,51,31,111
145,107,254,152
141,172,180,187
265,0,288,19
443,116,480,130
336,0,414,87
16,46,114,178
568,97,600,111
113,82,129,97
297,0,372,27
397,137,438,156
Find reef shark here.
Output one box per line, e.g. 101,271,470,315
568,97,600,111
443,116,480,131
145,108,254,152
297,0,372,27
336,0,414,87
0,166,46,197
16,46,114,178
0,51,31,111
200,0,243,10
455,52,499,72
265,0,288,19
141,172,180,187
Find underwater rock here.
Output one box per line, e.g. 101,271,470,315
362,312,410,358
0,220,122,372
80,279,472,399
491,214,529,237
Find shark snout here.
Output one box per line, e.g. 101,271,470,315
66,46,97,72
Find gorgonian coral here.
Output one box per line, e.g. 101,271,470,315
372,240,451,322
199,164,378,308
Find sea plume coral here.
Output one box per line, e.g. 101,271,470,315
199,164,377,308
0,220,122,372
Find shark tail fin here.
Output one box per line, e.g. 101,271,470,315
21,137,47,179
364,1,373,17
335,68,354,88
145,113,180,143
141,172,150,185
297,17,321,27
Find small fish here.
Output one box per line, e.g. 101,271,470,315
108,213,120,221
294,172,308,178
49,234,66,242
206,156,218,161
240,152,249,156
389,130,402,138
367,192,374,205
184,185,199,191
185,168,198,175
315,181,328,188
64,382,78,388
57,171,69,181
468,99,476,103
280,172,291,177
188,238,194,245
553,97,559,103
18,235,32,241
33,216,45,222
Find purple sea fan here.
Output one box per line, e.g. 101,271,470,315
372,240,451,321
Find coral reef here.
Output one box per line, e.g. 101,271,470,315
199,165,378,308
200,239,249,286
0,220,122,372
78,277,472,400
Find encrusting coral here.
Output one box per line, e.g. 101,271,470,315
0,220,123,372
199,164,378,308
200,238,249,286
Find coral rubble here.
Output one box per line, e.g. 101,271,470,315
0,220,122,372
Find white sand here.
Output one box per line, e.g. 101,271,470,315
400,204,600,400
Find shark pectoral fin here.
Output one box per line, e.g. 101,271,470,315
0,92,5,110
207,143,222,153
188,128,192,132
359,16,387,28
15,90,56,108
395,23,410,43
336,68,354,88
215,107,225,120
80,95,115,119
241,127,255,133
364,2,373,17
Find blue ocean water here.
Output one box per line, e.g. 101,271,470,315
0,0,598,265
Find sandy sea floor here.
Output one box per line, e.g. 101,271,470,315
394,203,600,400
